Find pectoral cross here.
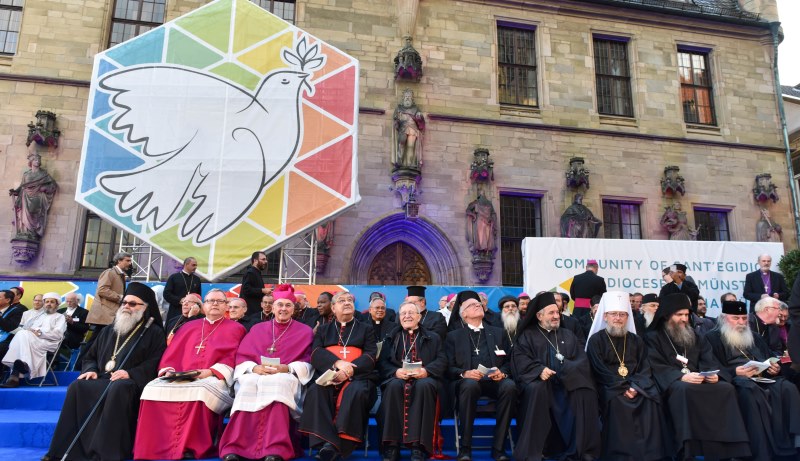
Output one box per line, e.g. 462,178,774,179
340,347,350,358
268,346,276,353
194,343,205,354
474,347,480,355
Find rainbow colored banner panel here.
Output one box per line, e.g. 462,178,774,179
76,0,360,280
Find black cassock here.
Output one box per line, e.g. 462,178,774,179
299,318,377,455
46,322,166,461
644,329,751,460
705,330,800,461
378,326,447,454
510,326,600,461
586,331,668,461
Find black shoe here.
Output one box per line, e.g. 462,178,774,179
317,443,339,461
411,448,427,461
457,448,472,461
40,456,52,461
182,451,194,460
491,450,510,461
0,375,20,388
222,455,240,461
383,446,399,461
264,456,285,461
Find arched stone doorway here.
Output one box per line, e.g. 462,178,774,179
367,242,432,285
347,212,462,285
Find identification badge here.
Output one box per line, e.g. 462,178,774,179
495,347,506,356
676,354,688,365
73,317,80,322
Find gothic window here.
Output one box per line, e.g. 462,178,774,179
679,48,716,125
80,212,134,269
251,0,295,23
497,24,537,107
0,0,22,54
602,201,642,239
694,208,730,241
108,0,166,47
500,193,542,286
594,37,633,117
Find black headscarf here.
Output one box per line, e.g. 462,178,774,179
517,292,557,333
124,282,164,330
649,293,691,331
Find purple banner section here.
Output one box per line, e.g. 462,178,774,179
0,280,524,314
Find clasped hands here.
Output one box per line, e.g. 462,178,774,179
681,372,718,384
463,369,505,381
395,367,429,380
333,360,357,384
253,363,291,375
78,370,130,381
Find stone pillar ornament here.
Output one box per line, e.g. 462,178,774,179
661,165,685,196
466,194,497,283
394,0,422,81
469,148,494,184
315,220,335,274
753,173,779,203
26,110,60,148
9,150,58,263
565,157,590,190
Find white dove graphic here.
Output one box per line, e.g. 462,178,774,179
96,37,326,245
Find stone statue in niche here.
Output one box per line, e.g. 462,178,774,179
560,193,602,238
466,194,497,255
659,202,698,241
9,151,58,242
392,88,425,169
756,207,782,242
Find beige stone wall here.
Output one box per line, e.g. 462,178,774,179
0,0,792,284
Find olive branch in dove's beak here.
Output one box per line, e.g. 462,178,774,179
282,36,327,93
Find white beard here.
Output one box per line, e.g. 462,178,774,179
114,308,145,335
606,324,627,337
643,310,655,327
720,319,755,351
502,310,520,335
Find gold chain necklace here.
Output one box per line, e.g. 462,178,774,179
105,322,144,372
605,331,628,377
195,318,225,354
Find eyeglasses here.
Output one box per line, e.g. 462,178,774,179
462,302,482,310
606,312,629,318
205,299,228,305
120,300,145,307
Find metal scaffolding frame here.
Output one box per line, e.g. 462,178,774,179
118,231,165,282
278,231,317,285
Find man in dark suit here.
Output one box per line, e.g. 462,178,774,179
659,263,700,311
162,257,202,324
240,251,270,317
406,286,447,340
446,291,516,461
57,292,89,350
743,254,789,313
569,259,606,322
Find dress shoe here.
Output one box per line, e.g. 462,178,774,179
222,455,240,461
411,448,427,461
491,449,510,461
382,446,399,461
0,375,20,388
316,443,340,461
40,455,52,461
457,448,472,461
264,456,284,461
182,451,194,459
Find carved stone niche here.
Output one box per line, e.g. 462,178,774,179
661,165,685,196
753,173,779,203
470,148,494,184
27,110,60,148
394,0,422,81
565,157,590,190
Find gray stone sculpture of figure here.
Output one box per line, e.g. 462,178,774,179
659,202,697,240
466,194,497,254
560,193,602,238
392,88,425,169
9,152,57,241
756,207,782,242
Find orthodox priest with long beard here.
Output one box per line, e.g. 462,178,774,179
644,293,751,460
585,291,668,461
42,282,165,461
705,300,800,461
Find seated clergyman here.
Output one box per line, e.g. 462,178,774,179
219,284,314,461
1,292,67,387
43,282,166,461
585,291,668,461
378,301,447,461
705,300,800,461
511,291,600,461
299,291,378,461
644,293,751,460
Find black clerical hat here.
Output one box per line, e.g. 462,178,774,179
407,285,426,298
642,293,659,305
517,291,558,332
497,295,518,310
446,290,481,330
124,282,163,329
722,300,747,315
650,293,691,330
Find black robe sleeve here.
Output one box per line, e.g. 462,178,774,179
511,329,546,383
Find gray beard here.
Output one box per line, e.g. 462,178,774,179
643,311,655,327
720,320,755,351
114,308,144,335
502,310,520,334
665,322,696,349
606,324,627,337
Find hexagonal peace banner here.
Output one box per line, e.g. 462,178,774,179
76,0,359,280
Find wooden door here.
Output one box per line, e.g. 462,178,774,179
367,242,432,285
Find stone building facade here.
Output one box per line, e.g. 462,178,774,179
0,0,793,286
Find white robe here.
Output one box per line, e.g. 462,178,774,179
230,360,313,419
2,310,67,378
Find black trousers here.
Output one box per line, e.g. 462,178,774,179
455,377,517,451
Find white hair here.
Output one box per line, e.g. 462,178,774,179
754,297,779,313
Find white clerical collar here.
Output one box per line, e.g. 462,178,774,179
374,320,380,324
205,317,224,325
467,322,484,332
182,270,192,276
